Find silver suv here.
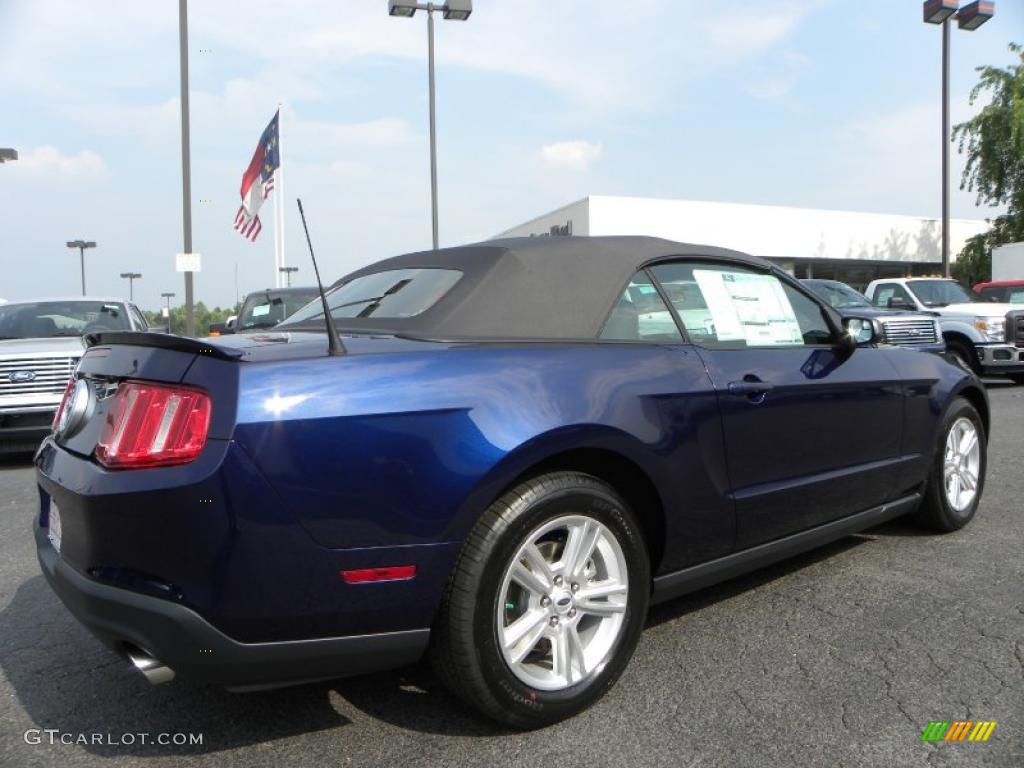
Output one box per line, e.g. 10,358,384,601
0,298,149,453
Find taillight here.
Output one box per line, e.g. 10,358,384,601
95,381,212,469
52,377,76,432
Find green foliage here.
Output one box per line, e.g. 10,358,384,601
952,43,1024,281
143,302,241,337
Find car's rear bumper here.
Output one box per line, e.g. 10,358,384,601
34,522,429,688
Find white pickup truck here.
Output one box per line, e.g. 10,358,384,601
0,297,150,453
864,277,1024,383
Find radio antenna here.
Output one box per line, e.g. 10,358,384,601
296,198,345,356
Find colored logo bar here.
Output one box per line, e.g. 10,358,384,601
920,720,997,742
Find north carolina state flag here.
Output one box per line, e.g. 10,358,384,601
233,111,280,242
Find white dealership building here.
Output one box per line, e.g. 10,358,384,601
495,195,989,290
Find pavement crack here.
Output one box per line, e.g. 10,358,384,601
733,689,756,717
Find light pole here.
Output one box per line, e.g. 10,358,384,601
178,0,196,336
279,266,299,287
923,0,994,277
162,292,176,334
0,148,17,163
120,272,142,301
387,0,472,250
66,240,96,296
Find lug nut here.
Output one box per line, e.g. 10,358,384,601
540,596,551,607
549,616,559,627
554,575,564,586
568,608,577,618
571,582,579,593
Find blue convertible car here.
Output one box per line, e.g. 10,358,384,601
34,236,988,727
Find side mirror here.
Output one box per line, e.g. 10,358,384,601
842,317,882,349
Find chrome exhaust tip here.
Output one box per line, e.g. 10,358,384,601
126,648,175,685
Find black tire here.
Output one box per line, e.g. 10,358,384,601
429,471,650,729
1009,374,1024,385
914,397,986,532
946,340,979,375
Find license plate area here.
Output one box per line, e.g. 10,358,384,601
47,503,62,553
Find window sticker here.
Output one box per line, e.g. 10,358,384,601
693,269,803,346
252,304,271,317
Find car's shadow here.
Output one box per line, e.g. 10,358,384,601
0,532,883,753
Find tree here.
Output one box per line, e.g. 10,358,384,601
951,43,1024,287
143,302,240,337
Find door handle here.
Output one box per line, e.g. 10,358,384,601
727,379,774,398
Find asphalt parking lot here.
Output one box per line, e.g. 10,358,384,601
0,383,1021,768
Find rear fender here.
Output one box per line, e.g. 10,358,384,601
446,424,660,543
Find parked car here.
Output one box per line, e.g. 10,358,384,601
0,298,148,454
802,279,944,353
35,237,989,728
229,287,320,333
973,279,1024,305
865,277,1024,383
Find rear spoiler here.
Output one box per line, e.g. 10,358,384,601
84,331,244,361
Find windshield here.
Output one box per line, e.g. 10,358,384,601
907,280,980,307
0,301,129,339
805,280,872,309
280,268,462,327
238,289,320,330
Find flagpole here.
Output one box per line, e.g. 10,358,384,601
274,105,286,288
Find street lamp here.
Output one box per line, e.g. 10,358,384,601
66,240,97,296
120,272,142,301
161,292,176,334
387,0,472,250
923,0,995,277
0,148,17,163
279,266,299,287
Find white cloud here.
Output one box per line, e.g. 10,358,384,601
2,0,827,115
541,141,603,172
10,146,109,181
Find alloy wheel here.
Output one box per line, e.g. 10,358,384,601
496,514,628,691
943,416,981,513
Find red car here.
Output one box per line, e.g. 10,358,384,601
973,280,1024,304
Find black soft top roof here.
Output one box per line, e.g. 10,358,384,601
309,236,771,340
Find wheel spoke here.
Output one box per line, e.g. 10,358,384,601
948,473,961,506
960,430,978,458
567,624,587,681
960,467,977,492
521,543,554,589
553,627,572,684
562,520,600,580
511,561,549,596
576,580,627,601
503,608,547,648
577,597,627,617
509,623,548,665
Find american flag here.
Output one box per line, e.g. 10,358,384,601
234,111,280,242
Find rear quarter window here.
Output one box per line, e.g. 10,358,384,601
284,268,462,325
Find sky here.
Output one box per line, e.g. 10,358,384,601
1,0,1022,311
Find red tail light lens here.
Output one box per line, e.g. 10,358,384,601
96,381,212,469
52,377,76,432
